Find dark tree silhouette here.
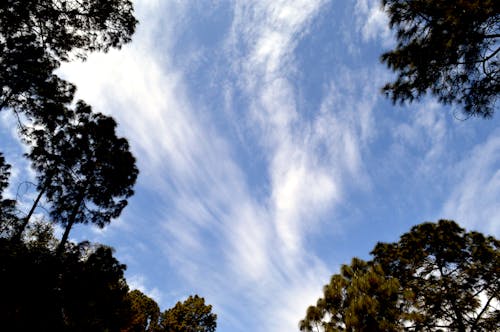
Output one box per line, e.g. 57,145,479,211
0,2,143,331
0,235,133,331
0,154,18,237
60,243,132,331
381,0,500,118
159,295,217,332
0,0,137,61
300,220,500,332
15,101,138,251
0,0,137,118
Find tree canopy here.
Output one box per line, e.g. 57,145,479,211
127,290,161,332
17,101,138,251
0,235,133,331
0,0,137,120
300,220,500,332
381,0,500,118
159,295,218,332
0,154,17,237
0,3,220,332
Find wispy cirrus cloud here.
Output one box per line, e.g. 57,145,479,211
440,131,500,235
41,1,500,332
354,0,392,46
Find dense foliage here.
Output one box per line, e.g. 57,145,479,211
0,0,137,120
381,0,500,118
0,231,132,331
300,220,500,331
0,2,218,331
159,295,218,332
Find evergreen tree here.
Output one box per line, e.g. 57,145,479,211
0,154,18,237
0,0,137,117
159,295,217,332
0,235,133,331
17,101,138,251
381,0,499,117
126,290,161,332
372,220,500,331
300,259,402,332
300,220,500,331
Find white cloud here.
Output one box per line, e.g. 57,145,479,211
127,274,163,303
224,1,385,329
441,131,500,235
355,0,392,46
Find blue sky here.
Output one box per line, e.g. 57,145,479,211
1,1,499,331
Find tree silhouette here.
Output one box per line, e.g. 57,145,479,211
0,0,137,118
16,101,138,252
0,0,137,61
0,235,133,331
381,0,499,118
0,154,18,237
300,220,500,331
60,243,133,331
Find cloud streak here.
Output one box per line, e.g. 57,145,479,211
51,1,500,331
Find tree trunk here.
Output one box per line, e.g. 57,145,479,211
12,186,45,242
56,188,86,255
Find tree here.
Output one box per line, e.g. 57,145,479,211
126,290,161,332
380,0,500,118
159,295,217,332
14,101,138,251
60,243,133,331
300,220,500,331
0,235,133,331
0,153,18,237
0,0,137,115
372,220,500,331
300,259,403,332
0,0,137,61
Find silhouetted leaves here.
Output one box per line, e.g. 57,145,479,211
0,0,137,120
0,154,18,237
18,101,138,250
381,0,500,117
0,236,132,331
300,220,500,331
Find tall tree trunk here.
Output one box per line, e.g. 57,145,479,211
12,186,45,242
56,188,86,255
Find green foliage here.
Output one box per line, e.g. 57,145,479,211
381,0,500,117
372,220,500,331
126,290,161,332
300,220,500,331
300,259,402,332
159,295,217,332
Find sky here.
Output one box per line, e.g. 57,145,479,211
1,0,499,331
